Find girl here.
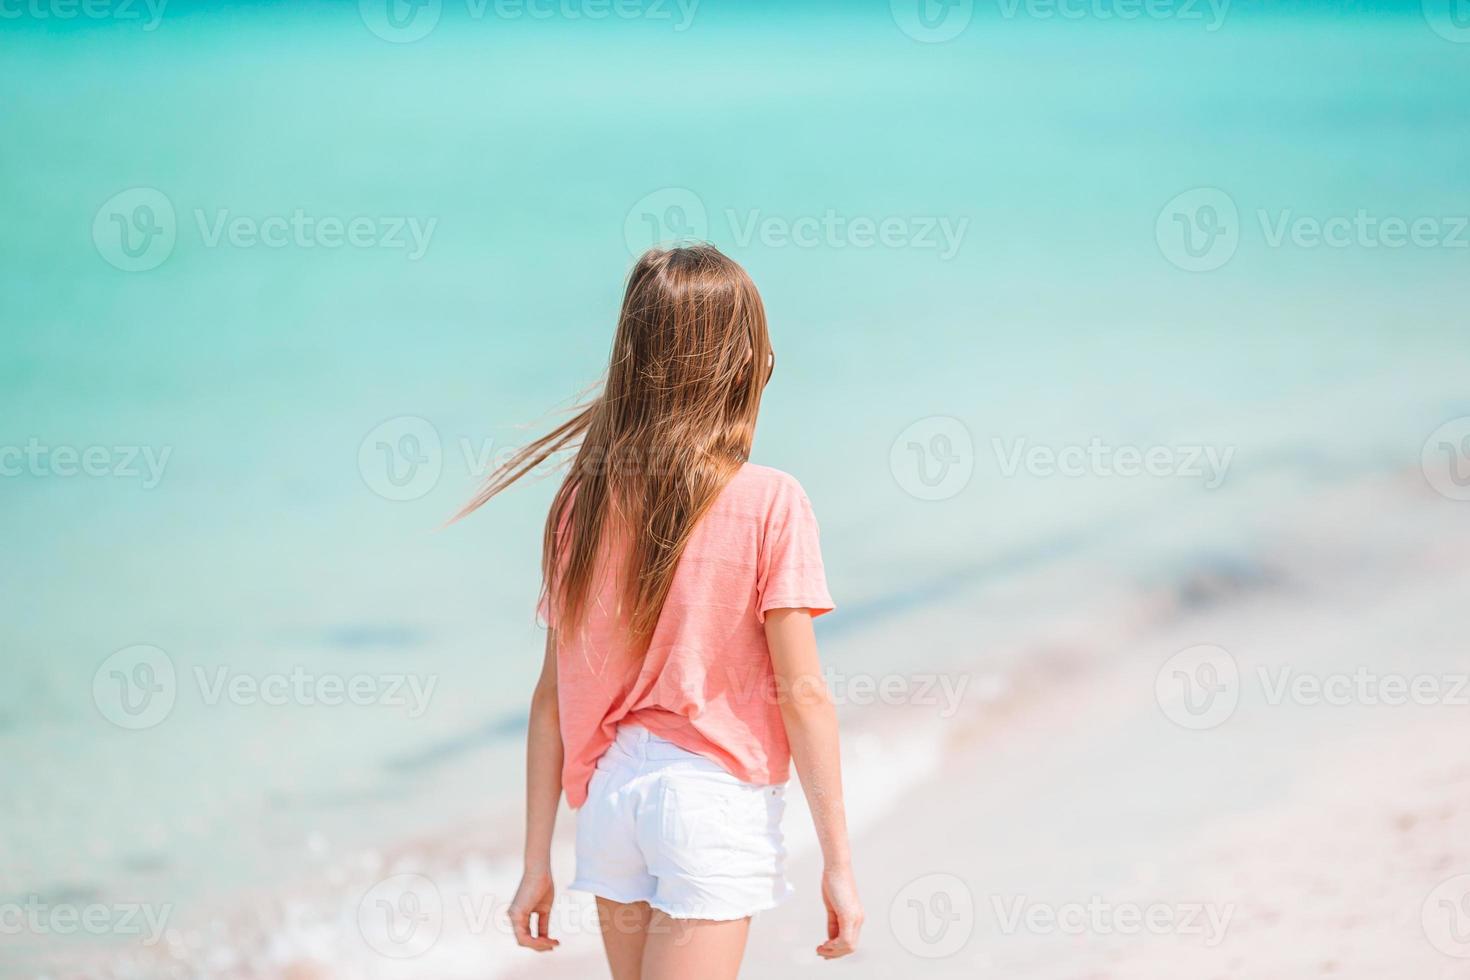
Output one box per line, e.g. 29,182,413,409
459,245,862,978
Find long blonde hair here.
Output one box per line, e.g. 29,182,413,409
455,245,772,640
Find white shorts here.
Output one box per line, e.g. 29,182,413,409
569,724,793,920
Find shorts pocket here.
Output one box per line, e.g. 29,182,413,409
657,774,784,878
575,768,612,845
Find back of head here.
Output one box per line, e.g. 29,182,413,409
602,244,770,481
458,244,772,641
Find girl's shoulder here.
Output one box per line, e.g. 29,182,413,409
729,462,812,508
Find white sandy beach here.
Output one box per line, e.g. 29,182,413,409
49,464,1470,980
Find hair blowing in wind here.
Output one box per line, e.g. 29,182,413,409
454,245,773,640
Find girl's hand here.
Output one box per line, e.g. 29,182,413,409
817,864,863,959
508,868,559,952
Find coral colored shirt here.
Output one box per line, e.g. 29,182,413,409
542,463,835,808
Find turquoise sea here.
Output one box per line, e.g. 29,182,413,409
2,1,1469,973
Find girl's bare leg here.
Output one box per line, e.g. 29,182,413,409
594,897,652,980
639,911,750,980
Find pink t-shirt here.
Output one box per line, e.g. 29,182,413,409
543,463,834,808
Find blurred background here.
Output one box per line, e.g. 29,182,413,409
4,0,1470,977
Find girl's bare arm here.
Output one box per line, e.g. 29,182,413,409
764,607,863,959
508,629,563,952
